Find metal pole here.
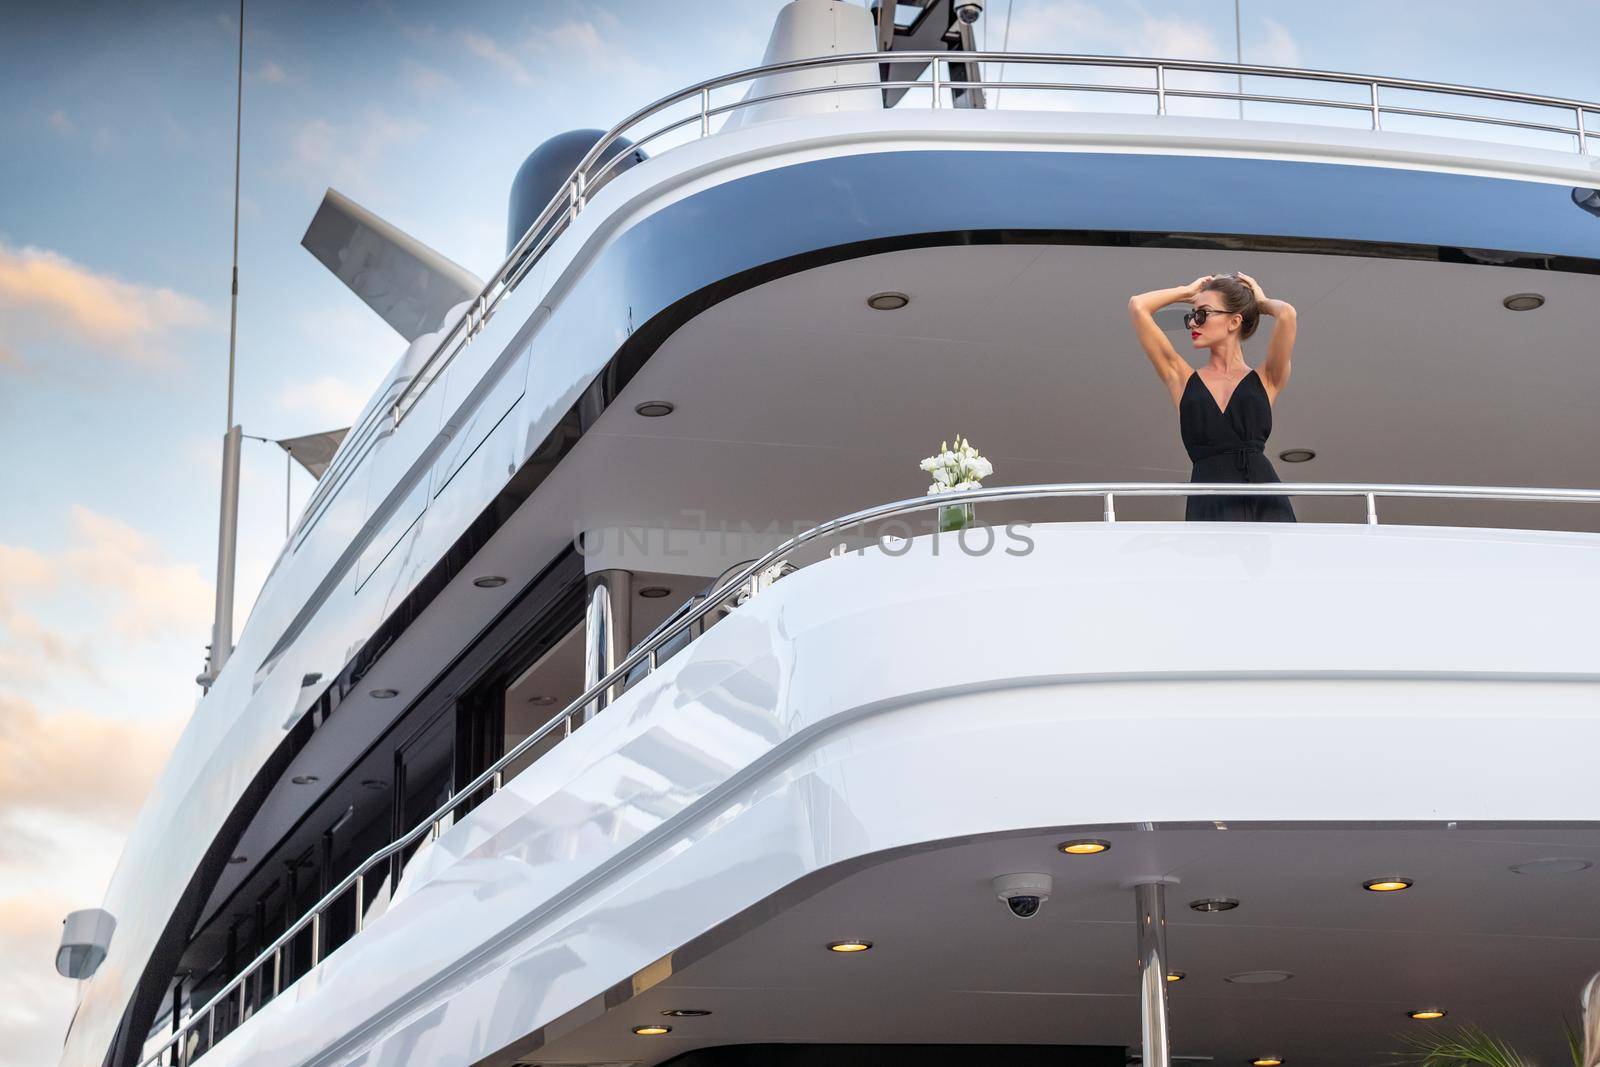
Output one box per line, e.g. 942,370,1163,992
284,449,291,537
1234,0,1244,119
583,569,632,721
201,0,245,692
1134,881,1172,1067
202,424,242,688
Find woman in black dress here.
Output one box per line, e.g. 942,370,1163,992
1127,271,1299,521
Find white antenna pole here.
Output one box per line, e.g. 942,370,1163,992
1235,0,1248,119
201,0,245,692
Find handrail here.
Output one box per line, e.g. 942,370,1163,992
371,48,1599,435
145,478,1600,1065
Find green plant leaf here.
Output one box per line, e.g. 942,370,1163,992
1389,1024,1536,1067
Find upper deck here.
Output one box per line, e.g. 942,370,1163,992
63,43,1600,1067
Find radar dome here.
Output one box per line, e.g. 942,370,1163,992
506,130,646,254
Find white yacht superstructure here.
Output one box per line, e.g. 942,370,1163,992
57,4,1600,1066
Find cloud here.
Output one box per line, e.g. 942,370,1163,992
47,109,75,136
63,507,212,637
1006,1,1227,62
0,242,209,369
290,109,425,191
0,696,182,825
403,59,455,96
260,59,287,83
1252,16,1303,68
459,29,532,85
277,374,376,426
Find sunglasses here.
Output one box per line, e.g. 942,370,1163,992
1183,306,1235,329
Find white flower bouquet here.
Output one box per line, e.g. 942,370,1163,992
919,435,993,532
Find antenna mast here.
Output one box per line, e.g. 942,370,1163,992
200,0,245,691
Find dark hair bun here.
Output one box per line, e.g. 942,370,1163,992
1199,274,1260,341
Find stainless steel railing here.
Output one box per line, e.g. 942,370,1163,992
144,479,1600,1065
287,47,1600,531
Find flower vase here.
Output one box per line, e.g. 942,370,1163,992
938,500,975,533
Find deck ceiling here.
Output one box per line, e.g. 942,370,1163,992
521,826,1600,1067
555,241,1599,541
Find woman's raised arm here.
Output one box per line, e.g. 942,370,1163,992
1128,276,1208,406
1235,271,1296,401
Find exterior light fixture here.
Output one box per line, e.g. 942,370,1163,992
1408,1009,1448,1020
1251,1057,1284,1066
1363,877,1413,892
660,1009,712,1017
528,695,558,706
635,401,675,417
1510,858,1593,875
632,1024,672,1036
473,576,508,588
1226,970,1294,985
1189,897,1239,912
638,586,672,598
827,939,873,953
370,688,399,699
1502,293,1545,311
867,292,910,310
359,779,388,791
1277,448,1316,463
228,855,249,865
1166,971,1185,983
1058,839,1111,855
291,775,319,785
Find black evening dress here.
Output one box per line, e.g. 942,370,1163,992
1180,368,1296,522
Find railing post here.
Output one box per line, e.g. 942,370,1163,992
354,873,365,934
206,1009,214,1051
930,56,941,109
1577,107,1588,155
1370,81,1382,130
272,947,280,997
573,169,586,213
1366,493,1379,525
492,770,504,791
700,86,711,136
310,911,322,968
1103,493,1117,522
1156,64,1166,116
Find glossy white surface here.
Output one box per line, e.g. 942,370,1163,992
63,99,1600,1064
184,521,1600,1066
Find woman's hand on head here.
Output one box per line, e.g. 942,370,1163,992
1184,275,1213,299
1234,271,1268,304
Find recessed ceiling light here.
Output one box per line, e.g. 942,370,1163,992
473,576,507,588
369,688,399,699
1165,971,1185,983
1363,877,1413,892
528,695,558,706
1190,897,1239,912
632,1024,672,1036
867,291,909,311
635,401,675,417
638,586,672,598
1225,970,1294,985
359,779,387,791
291,775,319,785
1251,1057,1285,1066
1408,1008,1448,1020
1059,838,1111,855
1509,857,1593,876
228,855,249,865
1278,448,1316,463
827,939,873,953
660,1009,712,1017
1502,292,1545,311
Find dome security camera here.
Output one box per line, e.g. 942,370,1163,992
993,873,1053,919
954,1,984,24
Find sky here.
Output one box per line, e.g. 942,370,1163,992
2,1,1598,1063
